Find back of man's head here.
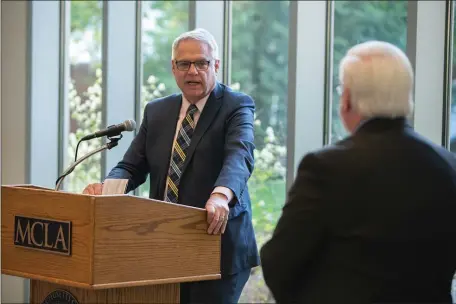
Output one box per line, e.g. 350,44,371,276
339,41,414,118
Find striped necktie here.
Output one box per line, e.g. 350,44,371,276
165,104,198,203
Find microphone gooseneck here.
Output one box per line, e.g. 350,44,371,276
55,120,135,191
55,137,121,191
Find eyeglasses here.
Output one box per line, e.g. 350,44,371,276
175,60,211,71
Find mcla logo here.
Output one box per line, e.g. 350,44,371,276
14,215,72,255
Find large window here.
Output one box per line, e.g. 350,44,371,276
141,1,189,110
231,1,289,302
448,4,456,301
139,1,189,197
16,0,456,303
449,3,456,154
66,1,103,192
330,1,408,143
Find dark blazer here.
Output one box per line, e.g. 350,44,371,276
261,118,456,303
106,82,260,275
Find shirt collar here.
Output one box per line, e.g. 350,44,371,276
354,116,408,134
353,118,372,134
182,94,209,114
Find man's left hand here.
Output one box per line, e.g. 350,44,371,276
206,193,230,235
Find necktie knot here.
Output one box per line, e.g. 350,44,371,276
187,104,198,116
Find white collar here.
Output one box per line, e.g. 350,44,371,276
182,94,209,113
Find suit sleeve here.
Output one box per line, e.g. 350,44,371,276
213,96,255,205
260,152,327,303
105,106,149,193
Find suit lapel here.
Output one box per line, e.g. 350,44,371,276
157,94,182,198
180,83,224,175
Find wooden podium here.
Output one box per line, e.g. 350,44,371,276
1,185,221,303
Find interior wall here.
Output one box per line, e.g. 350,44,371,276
0,0,2,302
1,1,30,303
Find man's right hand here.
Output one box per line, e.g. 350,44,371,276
82,183,103,195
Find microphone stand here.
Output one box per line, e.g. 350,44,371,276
55,136,122,191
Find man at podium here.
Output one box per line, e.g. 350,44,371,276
83,28,260,304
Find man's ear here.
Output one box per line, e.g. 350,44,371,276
341,88,352,112
214,59,220,73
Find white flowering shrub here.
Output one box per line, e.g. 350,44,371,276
67,71,167,193
231,83,288,303
227,82,288,242
67,68,103,192
141,75,167,111
241,119,287,303
452,279,455,303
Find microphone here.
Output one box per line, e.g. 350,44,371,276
81,119,136,141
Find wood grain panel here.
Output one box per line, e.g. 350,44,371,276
93,195,221,285
2,185,221,291
31,280,179,304
2,186,94,285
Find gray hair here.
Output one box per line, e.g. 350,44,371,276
339,40,414,118
171,28,219,60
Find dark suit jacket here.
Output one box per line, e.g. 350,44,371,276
261,118,456,303
106,82,260,275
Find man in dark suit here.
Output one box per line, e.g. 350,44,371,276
260,41,456,303
83,28,259,303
